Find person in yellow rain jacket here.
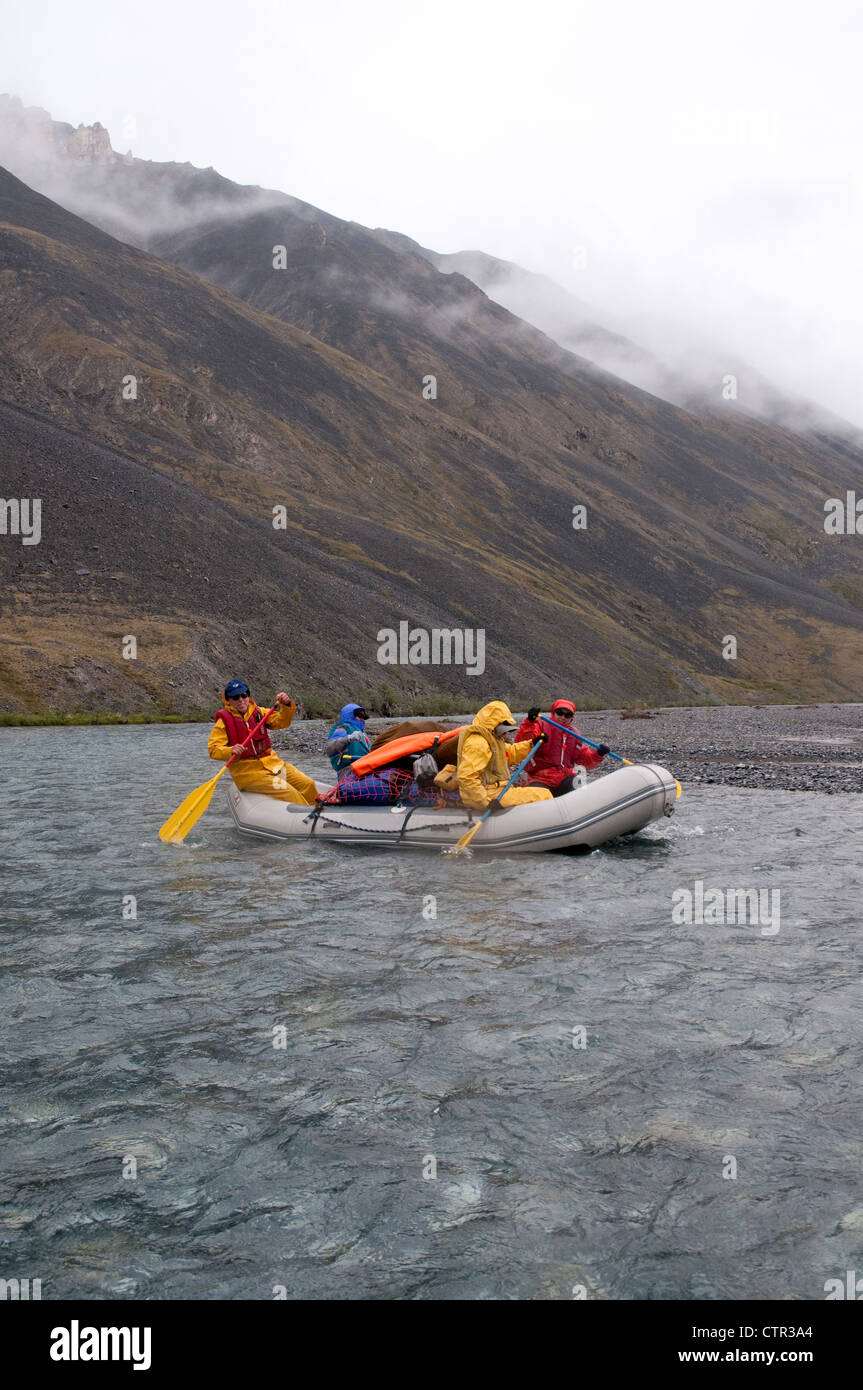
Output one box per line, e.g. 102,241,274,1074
454,700,553,811
208,678,317,805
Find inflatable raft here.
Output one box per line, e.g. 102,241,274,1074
225,762,678,853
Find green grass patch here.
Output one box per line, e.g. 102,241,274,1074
830,577,863,611
298,691,331,720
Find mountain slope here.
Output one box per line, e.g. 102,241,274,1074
378,235,677,403
2,163,863,715
422,244,858,436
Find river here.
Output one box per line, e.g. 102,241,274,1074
1,723,860,1299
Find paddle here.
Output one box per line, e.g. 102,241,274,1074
539,714,682,799
158,704,277,844
446,739,542,857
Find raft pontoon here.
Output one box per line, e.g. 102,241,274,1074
225,762,678,852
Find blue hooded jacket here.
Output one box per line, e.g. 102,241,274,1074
326,702,371,775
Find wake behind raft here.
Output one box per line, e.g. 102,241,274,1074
226,751,679,853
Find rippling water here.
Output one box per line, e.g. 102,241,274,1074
1,723,861,1300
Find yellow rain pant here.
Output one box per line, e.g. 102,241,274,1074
226,761,317,804
497,785,554,808
208,699,317,805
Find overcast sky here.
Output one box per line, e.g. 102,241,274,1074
3,0,861,424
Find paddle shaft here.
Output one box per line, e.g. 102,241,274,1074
539,714,625,762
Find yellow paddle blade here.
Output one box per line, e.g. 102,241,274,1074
446,819,483,857
158,766,226,843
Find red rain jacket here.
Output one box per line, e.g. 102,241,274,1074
516,698,604,788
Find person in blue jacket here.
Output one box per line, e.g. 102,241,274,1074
326,702,372,779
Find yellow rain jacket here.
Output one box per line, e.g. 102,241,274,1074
208,699,317,805
456,701,553,811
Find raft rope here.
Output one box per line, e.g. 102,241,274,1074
397,804,419,843
302,804,475,836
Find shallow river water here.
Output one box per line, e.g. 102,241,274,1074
1,724,861,1300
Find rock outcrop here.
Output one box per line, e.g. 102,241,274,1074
0,94,117,165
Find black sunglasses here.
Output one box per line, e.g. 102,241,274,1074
556,709,575,719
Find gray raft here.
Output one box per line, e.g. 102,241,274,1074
225,762,678,852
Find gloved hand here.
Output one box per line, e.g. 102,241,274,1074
596,744,610,757
527,706,541,722
535,732,549,744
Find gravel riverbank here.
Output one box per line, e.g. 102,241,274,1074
278,703,863,794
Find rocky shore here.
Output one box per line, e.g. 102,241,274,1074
574,702,863,795
277,703,863,795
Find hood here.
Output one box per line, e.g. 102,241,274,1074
472,700,516,736
339,702,365,728
551,698,576,717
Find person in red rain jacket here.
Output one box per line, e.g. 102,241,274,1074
516,699,610,797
